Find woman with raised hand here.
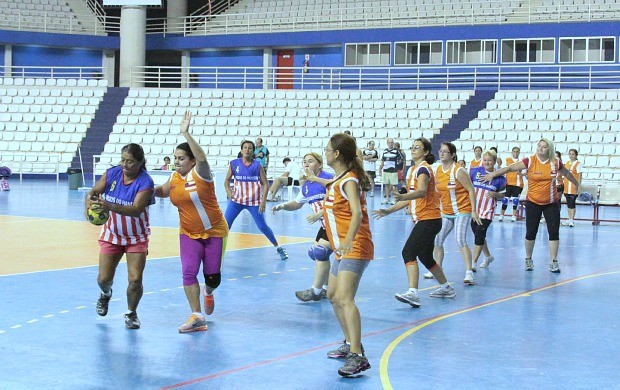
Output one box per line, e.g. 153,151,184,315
483,138,579,273
373,138,456,309
154,110,228,333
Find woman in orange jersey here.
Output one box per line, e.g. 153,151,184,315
499,146,525,222
373,138,456,308
321,133,373,377
483,138,579,273
469,145,483,171
429,142,481,285
155,111,229,333
561,149,582,227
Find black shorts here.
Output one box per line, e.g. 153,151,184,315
315,226,329,242
564,193,577,209
287,177,300,186
505,185,523,198
366,170,376,179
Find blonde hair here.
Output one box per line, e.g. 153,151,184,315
539,138,556,162
303,152,323,167
483,149,497,162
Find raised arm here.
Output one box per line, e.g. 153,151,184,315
180,110,212,180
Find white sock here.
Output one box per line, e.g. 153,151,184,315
408,288,418,294
102,290,112,297
193,311,204,318
312,286,322,295
322,284,328,290
441,282,449,288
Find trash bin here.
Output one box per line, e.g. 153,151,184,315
67,168,83,190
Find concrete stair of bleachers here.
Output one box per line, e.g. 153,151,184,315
71,87,129,180
432,89,497,147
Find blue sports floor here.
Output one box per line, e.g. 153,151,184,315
1,179,619,389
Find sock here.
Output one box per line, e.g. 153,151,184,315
312,286,322,295
322,284,328,290
125,310,135,315
102,290,112,297
193,311,205,318
408,288,418,294
440,282,449,288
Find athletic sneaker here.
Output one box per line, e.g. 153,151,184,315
463,270,475,285
204,294,215,315
124,311,141,329
472,261,477,272
381,198,389,204
511,215,517,222
96,289,112,317
568,220,574,227
295,288,326,302
429,285,456,298
276,246,288,260
498,215,504,222
423,272,434,279
178,314,208,333
549,260,561,273
395,290,421,307
338,353,370,377
525,258,534,271
327,341,365,359
480,256,494,268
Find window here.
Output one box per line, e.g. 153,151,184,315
345,43,391,66
559,37,615,63
394,41,442,65
446,40,497,64
501,39,554,63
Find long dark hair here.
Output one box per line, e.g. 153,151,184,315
416,137,436,165
121,143,147,170
330,133,371,191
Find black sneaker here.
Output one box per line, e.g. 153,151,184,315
124,311,141,329
96,290,112,317
338,353,370,377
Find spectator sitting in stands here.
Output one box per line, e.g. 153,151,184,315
161,156,172,170
266,157,302,201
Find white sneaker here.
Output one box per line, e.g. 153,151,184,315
471,261,477,272
429,285,456,298
568,220,574,227
510,215,517,222
463,270,475,285
480,256,494,268
381,198,389,204
549,260,561,273
394,290,421,308
498,215,504,222
561,220,569,226
423,272,434,279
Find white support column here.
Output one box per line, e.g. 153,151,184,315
119,6,146,88
4,45,12,77
263,48,273,89
166,0,187,34
181,51,190,88
103,50,115,87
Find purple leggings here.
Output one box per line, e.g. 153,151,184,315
179,234,226,286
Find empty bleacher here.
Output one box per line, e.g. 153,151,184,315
0,79,107,175
97,88,472,174
455,89,620,181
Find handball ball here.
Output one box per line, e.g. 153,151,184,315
88,207,109,226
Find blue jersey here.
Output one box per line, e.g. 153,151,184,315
100,165,154,245
470,166,506,220
229,158,263,206
295,171,334,228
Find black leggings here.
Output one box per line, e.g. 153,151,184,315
525,201,560,241
402,218,442,270
564,193,577,209
470,218,492,246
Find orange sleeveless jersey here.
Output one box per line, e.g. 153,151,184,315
407,162,441,222
563,160,581,195
522,155,564,205
469,158,482,170
323,171,374,261
169,168,229,239
505,156,524,187
435,163,471,215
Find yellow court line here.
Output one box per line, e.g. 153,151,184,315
379,270,620,390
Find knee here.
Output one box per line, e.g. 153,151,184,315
308,245,332,262
501,197,508,205
204,273,221,289
512,197,520,207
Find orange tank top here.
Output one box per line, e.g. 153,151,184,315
435,163,472,216
407,162,441,222
523,155,563,205
169,168,229,239
323,171,374,261
505,156,524,188
563,160,581,195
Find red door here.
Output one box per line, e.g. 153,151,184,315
276,50,294,89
